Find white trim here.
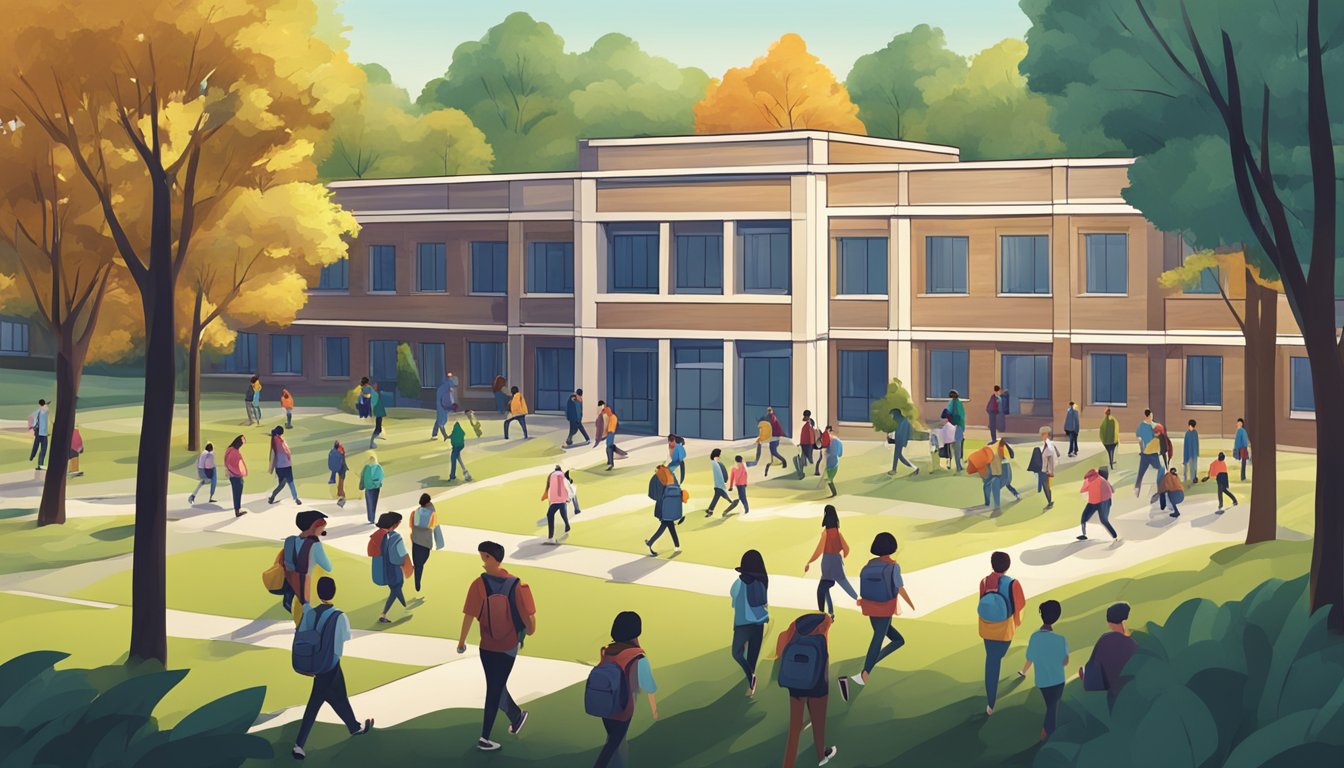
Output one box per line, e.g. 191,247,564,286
330,172,573,187
594,293,792,304
831,294,889,301
581,130,961,155
289,319,507,332
997,292,1053,298
577,328,790,341
1182,404,1223,412
824,203,1142,216
508,326,576,336
1290,410,1316,421
590,210,792,222
913,329,1054,343
354,211,572,223
521,293,576,299
1076,293,1129,298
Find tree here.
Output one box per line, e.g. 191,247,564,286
1021,0,1344,626
870,378,924,434
570,33,710,139
0,0,361,662
395,342,420,407
1159,250,1281,544
694,34,865,134
846,25,966,140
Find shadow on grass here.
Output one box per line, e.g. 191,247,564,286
88,524,135,541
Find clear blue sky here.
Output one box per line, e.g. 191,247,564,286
337,0,1030,97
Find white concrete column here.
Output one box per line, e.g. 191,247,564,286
891,339,913,387
579,336,601,407
658,222,671,296
722,221,736,295
576,179,599,327
892,217,912,332
657,338,672,435
722,339,736,439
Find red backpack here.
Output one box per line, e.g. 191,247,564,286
479,574,526,648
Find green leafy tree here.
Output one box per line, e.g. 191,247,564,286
570,33,710,139
396,342,421,406
846,24,966,140
870,378,924,434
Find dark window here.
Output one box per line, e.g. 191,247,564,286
468,341,506,387
1000,235,1050,295
470,241,508,294
1084,233,1128,294
740,222,790,294
0,318,30,355
673,343,724,439
416,243,447,292
526,242,574,294
270,334,302,375
316,259,348,291
369,340,398,384
737,342,790,438
928,349,968,399
1185,355,1223,406
1291,357,1314,412
323,337,349,378
838,238,888,295
925,236,969,294
608,342,659,434
1090,353,1127,405
219,332,257,373
369,245,396,292
1002,354,1051,401
839,349,887,422
534,347,575,412
608,227,659,294
418,342,445,388
674,234,724,294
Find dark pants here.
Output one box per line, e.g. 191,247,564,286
984,639,1010,708
1104,444,1117,468
648,520,680,548
1041,683,1064,735
801,444,815,468
432,418,448,440
891,444,915,472
365,488,380,524
1037,473,1052,504
863,616,905,674
988,418,998,443
566,420,590,444
30,434,48,466
769,439,787,468
383,582,406,614
731,623,764,685
449,447,469,479
1217,477,1238,508
282,573,307,613
547,502,570,538
1240,457,1248,481
371,416,383,443
817,574,857,615
229,475,244,513
269,466,298,503
783,696,828,768
1135,453,1163,489
1159,491,1181,516
668,461,685,483
707,487,732,513
504,414,528,439
1081,501,1118,537
295,663,360,748
286,409,293,428
412,543,431,590
735,485,750,514
595,717,632,768
480,650,522,740
1066,431,1079,456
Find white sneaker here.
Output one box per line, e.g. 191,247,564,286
819,746,838,765
291,746,306,760
478,738,501,751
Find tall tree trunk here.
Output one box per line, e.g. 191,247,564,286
36,329,81,526
187,317,202,453
1244,277,1278,544
1304,320,1344,630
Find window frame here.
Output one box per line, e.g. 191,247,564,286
322,336,350,379
673,232,724,295
836,237,889,297
927,349,969,402
1290,356,1315,416
1083,233,1129,296
0,318,31,355
368,244,397,294
1001,353,1051,402
470,241,508,296
525,241,575,295
467,341,507,388
1183,355,1224,408
738,221,791,295
315,259,349,292
415,242,447,293
270,334,303,377
218,331,257,374
1089,352,1128,406
838,349,888,422
924,235,969,295
417,342,446,389
999,234,1051,296
606,225,660,294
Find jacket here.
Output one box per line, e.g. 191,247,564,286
711,459,729,490
371,390,387,418
768,414,783,438
947,398,965,428
825,437,844,468
280,390,294,410
594,410,608,441
1158,471,1183,494
565,396,582,422
29,407,49,436
1038,441,1058,475
892,415,912,448
1064,408,1080,433
669,443,687,466
729,463,748,487
1099,416,1118,446
509,392,529,416
361,461,384,490
1136,421,1157,454
799,420,816,446
326,447,347,475
1233,427,1250,454
224,447,247,478
755,419,771,444
435,380,452,416
1183,430,1200,462
1080,470,1113,503
985,394,1000,415
449,422,466,449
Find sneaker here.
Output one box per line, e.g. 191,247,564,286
542,539,557,546
208,497,216,503
913,467,920,476
1044,502,1054,510
465,474,474,482
673,546,681,553
188,494,196,504
337,498,346,507
837,677,851,702
509,710,529,735
851,671,868,686
235,510,247,518
1076,535,1088,541
986,705,994,716
354,719,374,735
295,499,302,505
378,616,391,623
478,739,501,752
292,746,306,760
1169,511,1180,518
646,541,657,557
1216,508,1225,515
267,496,276,505
819,746,838,766
749,674,757,696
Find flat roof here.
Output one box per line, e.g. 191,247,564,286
579,129,961,156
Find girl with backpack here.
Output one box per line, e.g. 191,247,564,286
729,549,770,697
410,494,445,592
327,441,348,507
370,512,411,623
805,505,858,618
644,465,684,556
978,551,1026,716
266,426,301,506
591,611,658,768
839,532,915,702
540,465,571,546
775,613,839,768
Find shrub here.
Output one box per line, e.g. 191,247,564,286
870,377,924,434
0,650,271,767
1037,576,1344,768
395,342,422,406
339,385,360,414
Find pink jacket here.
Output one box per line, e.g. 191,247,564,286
729,463,749,487
1080,470,1114,504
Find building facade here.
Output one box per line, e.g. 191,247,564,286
207,131,1318,446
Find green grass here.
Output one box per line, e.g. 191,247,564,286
0,513,135,575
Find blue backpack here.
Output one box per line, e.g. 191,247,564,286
292,604,341,676
659,483,684,521
859,559,899,602
745,579,767,609
371,534,398,587
977,575,1015,623
584,650,642,718
777,616,828,690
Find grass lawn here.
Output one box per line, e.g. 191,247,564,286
0,513,135,575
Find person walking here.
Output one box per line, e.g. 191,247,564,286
67,426,84,477
978,551,1026,716
887,408,919,476
369,383,388,448
1157,467,1185,519
814,421,832,477
445,370,460,412
1079,603,1138,710
267,426,301,506
1155,422,1174,470
776,612,839,768
603,404,626,469
985,386,1002,443
1203,452,1239,513
243,380,258,425
370,512,411,623
1030,428,1058,510
359,453,384,525
491,375,509,415
224,435,248,517
432,376,453,441
976,441,1008,514
1019,600,1069,741
1077,467,1118,540
1063,401,1080,458
805,505,858,618
644,465,684,556
590,611,657,768
993,439,1022,501
27,399,49,470
1134,410,1162,496
540,465,571,545
1099,408,1119,469
797,410,819,477
457,541,536,752
766,406,789,473
290,577,374,760
729,549,770,697
667,434,688,483
838,532,915,701
357,377,372,419
592,399,608,448
1182,419,1201,486
729,454,751,514
998,387,1011,436
189,442,217,505
281,388,295,429
251,376,263,425
946,390,966,472
283,510,332,614
706,448,735,517
565,389,589,447
1233,418,1251,481
565,469,582,515
504,386,530,439
410,493,445,592
823,426,844,498
931,411,958,472
327,441,348,506
447,420,473,482
747,413,771,470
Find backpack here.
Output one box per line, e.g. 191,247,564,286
646,473,664,503
584,649,643,719
777,619,827,690
745,579,767,609
370,534,397,587
659,482,684,521
292,604,342,676
1027,447,1044,473
977,574,1015,623
479,574,525,648
859,559,899,603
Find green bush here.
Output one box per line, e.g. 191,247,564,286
0,650,271,767
395,342,422,406
1038,576,1344,768
339,385,360,414
870,377,924,434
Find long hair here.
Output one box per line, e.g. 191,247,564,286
736,549,768,587
228,435,244,451
822,504,839,529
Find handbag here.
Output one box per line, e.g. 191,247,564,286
261,550,286,594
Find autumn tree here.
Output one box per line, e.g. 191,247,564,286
694,33,865,134
0,0,360,663
846,25,966,140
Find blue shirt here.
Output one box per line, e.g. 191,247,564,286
670,444,687,465
729,577,769,626
711,460,729,490
826,438,844,468
1183,430,1200,462
1136,421,1155,447
634,657,656,693
30,407,49,436
283,536,333,574
1064,408,1079,432
1026,628,1069,688
299,603,351,660
1233,427,1249,452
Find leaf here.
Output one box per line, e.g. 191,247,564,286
1221,711,1316,768
1131,686,1220,768
81,669,187,725
0,651,67,711
1306,675,1344,744
137,733,274,767
170,687,265,740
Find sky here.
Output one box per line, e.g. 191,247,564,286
337,0,1031,97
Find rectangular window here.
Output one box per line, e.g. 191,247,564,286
1084,233,1128,294
674,234,724,294
468,341,507,387
418,342,445,388
1000,235,1050,295
740,222,790,294
673,343,724,439
323,337,349,378
1181,242,1220,294
470,241,508,294
839,349,888,422
837,238,889,296
416,243,447,292
0,318,30,355
608,226,659,294
928,349,969,400
369,245,397,293
369,340,398,383
1002,354,1051,401
1184,355,1223,407
1090,353,1127,406
525,242,574,294
1291,356,1314,412
316,259,348,291
534,347,576,412
219,331,257,373
925,236,968,294
270,334,302,376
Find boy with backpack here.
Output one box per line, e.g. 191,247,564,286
283,511,333,616
977,551,1027,715
1029,428,1059,510
839,532,915,701
586,611,658,768
775,612,839,767
291,576,374,759
457,541,536,752
645,465,685,556
369,512,411,623
541,465,571,546
1020,599,1069,740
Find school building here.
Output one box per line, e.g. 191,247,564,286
205,130,1318,447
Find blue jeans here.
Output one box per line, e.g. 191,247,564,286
29,434,48,466
449,447,469,479
229,475,244,513
1081,500,1118,537
566,420,589,444
1037,473,1052,504
383,581,406,614
365,488,380,523
1135,453,1163,490
863,616,905,674
606,433,618,466
191,467,217,499
984,639,1010,708
731,623,764,685
295,663,360,748
546,502,569,538
269,466,298,502
983,475,1002,508
648,520,680,548
504,414,528,439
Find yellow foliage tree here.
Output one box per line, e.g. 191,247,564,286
693,33,865,134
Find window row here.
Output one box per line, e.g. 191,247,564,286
923,234,1127,296
927,350,1050,402
0,318,31,355
608,221,791,295
315,242,574,295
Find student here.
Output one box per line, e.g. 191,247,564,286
1134,410,1162,496
369,383,388,448
432,376,453,441
28,399,50,470
1155,423,1174,470
244,380,258,424
592,399,608,448
251,376,263,424
448,420,473,482
189,442,217,505
1182,419,1200,486
887,408,919,476
839,532,915,701
1063,401,1080,457
747,413,771,470
457,541,536,752
979,551,1027,716
283,511,332,613
1020,599,1069,740
1030,428,1058,510
932,410,958,472
565,389,589,447
504,386,530,439
1158,467,1185,518
592,611,657,768
357,377,372,419
1078,468,1118,540
492,375,509,415
814,421,833,477
805,505,858,618
291,577,374,760
466,409,484,438
776,612,839,768
823,426,843,498
993,439,1022,501
729,549,770,697
1099,408,1119,469
224,435,248,517
946,390,966,472
985,385,1002,443
327,441,348,507
370,512,410,623
445,371,459,413
359,453,384,525
1080,602,1139,710
706,448,735,516
67,426,84,477
540,465,571,546
667,434,688,483
766,406,789,473
281,388,295,429
998,387,1011,436
798,410,819,476
267,426,301,505
1203,452,1239,513
410,493,445,592
603,404,626,470
644,465,684,556
729,454,750,515
1233,418,1251,481
976,441,1007,513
